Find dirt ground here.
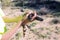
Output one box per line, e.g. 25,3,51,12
3,7,60,40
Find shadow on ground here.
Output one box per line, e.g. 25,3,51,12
15,1,60,16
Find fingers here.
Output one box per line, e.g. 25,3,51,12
31,11,37,21
25,10,37,21
25,10,33,19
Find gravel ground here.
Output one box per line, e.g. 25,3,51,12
3,7,60,40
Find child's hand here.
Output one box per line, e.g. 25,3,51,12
25,10,37,21
21,10,37,26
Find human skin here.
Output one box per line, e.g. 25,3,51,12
1,15,25,40
1,11,37,40
1,20,22,40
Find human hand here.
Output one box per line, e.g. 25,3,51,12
25,10,37,21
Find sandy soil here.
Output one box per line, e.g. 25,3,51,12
3,7,60,40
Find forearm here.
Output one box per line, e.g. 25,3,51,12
1,21,22,40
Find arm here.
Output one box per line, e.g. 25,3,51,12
1,10,37,40
1,21,22,40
